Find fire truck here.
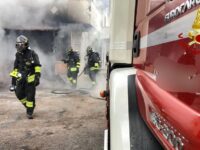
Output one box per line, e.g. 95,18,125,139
103,0,200,150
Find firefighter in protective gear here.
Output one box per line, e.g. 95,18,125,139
9,35,41,119
63,47,80,88
85,46,101,85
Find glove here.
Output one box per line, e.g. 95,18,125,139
9,85,16,92
35,75,40,86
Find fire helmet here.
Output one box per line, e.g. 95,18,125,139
67,47,74,54
15,35,29,52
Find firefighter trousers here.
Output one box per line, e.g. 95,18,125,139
15,80,36,115
89,70,98,83
67,67,78,87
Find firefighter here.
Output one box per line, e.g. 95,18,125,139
63,47,80,88
9,35,41,119
85,46,100,85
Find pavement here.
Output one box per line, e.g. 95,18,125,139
0,83,106,150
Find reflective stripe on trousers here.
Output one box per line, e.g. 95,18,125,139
70,67,77,72
20,98,27,104
90,67,99,71
26,101,33,108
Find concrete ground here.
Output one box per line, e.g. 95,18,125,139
0,87,106,150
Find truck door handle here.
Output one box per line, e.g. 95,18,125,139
132,32,140,58
165,0,173,2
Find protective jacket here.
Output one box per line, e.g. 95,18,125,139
65,51,80,69
87,51,100,71
10,48,41,85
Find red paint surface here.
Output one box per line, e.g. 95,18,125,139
134,1,200,149
136,70,200,150
136,0,200,37
195,35,200,43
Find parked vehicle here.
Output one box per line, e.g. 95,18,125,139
104,0,200,150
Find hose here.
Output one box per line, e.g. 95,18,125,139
51,87,105,100
51,88,90,95
53,65,105,100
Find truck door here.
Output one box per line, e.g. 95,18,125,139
133,0,166,66
135,0,200,149
134,0,200,92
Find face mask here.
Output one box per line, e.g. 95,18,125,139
16,42,26,52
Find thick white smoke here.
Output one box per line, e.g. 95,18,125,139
0,0,108,93
0,0,70,29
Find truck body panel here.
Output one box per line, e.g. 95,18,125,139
134,1,200,149
107,0,200,149
109,0,136,64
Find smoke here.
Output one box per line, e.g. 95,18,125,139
0,0,71,29
0,0,109,94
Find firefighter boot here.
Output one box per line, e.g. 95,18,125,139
27,114,33,119
71,79,77,89
26,109,33,119
92,81,96,86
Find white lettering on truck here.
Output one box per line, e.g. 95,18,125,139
165,0,200,22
